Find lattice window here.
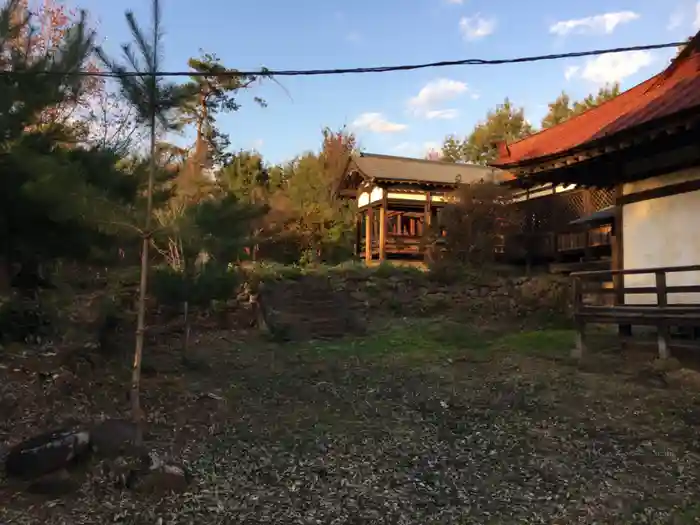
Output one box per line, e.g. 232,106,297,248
560,190,585,220
591,188,614,211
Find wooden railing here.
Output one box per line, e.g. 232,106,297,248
557,224,612,252
361,234,447,257
503,225,612,261
571,265,700,359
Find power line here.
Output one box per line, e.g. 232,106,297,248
1,41,686,77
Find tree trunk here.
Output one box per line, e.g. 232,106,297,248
183,298,190,353
131,7,159,446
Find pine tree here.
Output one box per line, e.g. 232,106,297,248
0,0,129,289
96,0,187,444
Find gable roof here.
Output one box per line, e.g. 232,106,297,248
491,33,700,169
345,152,509,189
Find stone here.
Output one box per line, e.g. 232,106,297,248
5,428,90,479
90,419,141,458
129,452,191,494
97,453,150,488
136,463,190,493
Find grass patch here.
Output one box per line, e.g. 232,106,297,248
295,318,576,364
494,329,576,360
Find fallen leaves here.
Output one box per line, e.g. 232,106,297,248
3,323,700,523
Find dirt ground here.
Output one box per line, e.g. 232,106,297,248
3,318,700,524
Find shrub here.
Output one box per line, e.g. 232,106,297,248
0,296,54,344
431,181,520,266
150,264,239,309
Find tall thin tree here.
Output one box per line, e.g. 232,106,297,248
96,0,185,444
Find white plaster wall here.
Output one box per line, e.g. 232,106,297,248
387,192,446,202
358,191,370,207
622,167,700,305
357,187,445,207
510,183,577,203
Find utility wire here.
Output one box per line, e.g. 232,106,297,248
1,41,686,77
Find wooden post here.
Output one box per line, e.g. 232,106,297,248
379,194,387,262
365,207,372,263
612,184,631,343
425,191,432,227
424,191,432,261
572,276,586,359
525,188,532,275
656,270,670,359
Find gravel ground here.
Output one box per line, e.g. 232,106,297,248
3,323,700,524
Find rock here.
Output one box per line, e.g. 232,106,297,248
136,464,190,494
97,453,150,488
5,428,90,479
129,453,191,494
650,357,682,373
90,419,141,458
26,469,80,495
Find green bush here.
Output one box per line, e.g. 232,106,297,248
150,266,188,307
150,265,239,308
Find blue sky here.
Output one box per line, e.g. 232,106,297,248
75,0,696,164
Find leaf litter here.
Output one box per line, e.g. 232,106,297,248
3,324,700,524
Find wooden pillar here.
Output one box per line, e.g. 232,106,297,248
656,270,670,359
397,212,403,236
572,276,586,359
612,184,632,342
365,207,372,263
582,189,593,260
379,193,388,261
424,191,432,227
525,188,532,274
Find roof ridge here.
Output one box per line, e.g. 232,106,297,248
501,75,659,151
358,151,485,168
491,30,700,168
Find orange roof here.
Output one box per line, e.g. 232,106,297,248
491,34,700,168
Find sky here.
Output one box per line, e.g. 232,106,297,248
73,0,698,164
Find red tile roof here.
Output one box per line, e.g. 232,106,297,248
491,34,700,168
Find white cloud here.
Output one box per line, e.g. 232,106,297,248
567,51,654,84
564,65,580,80
425,109,460,119
351,112,407,133
346,31,361,42
668,9,683,31
446,0,464,4
407,78,469,119
459,15,495,40
550,11,639,36
695,2,700,29
252,139,264,149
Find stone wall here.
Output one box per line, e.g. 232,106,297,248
246,271,573,329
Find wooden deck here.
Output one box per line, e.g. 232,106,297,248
571,265,700,359
360,234,445,259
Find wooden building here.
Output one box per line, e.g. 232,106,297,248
490,32,700,357
337,153,505,262
502,180,615,271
